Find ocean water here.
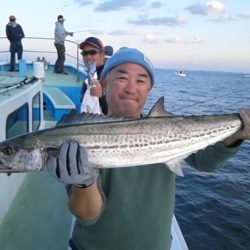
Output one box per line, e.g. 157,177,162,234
144,69,250,250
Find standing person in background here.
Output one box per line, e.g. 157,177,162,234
6,15,25,72
79,37,108,115
54,15,73,75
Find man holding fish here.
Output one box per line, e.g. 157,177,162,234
45,47,250,250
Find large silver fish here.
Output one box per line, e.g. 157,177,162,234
0,97,243,175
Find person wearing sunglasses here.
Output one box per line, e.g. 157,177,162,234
79,37,110,115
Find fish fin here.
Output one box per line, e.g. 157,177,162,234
56,109,76,126
56,110,107,127
165,160,184,177
147,96,174,117
56,110,129,127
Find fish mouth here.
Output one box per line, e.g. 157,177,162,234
0,166,12,173
0,158,11,171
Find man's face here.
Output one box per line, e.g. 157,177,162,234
103,63,151,118
81,44,104,67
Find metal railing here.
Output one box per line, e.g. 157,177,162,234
0,36,81,81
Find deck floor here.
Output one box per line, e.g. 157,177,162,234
0,65,83,87
0,172,72,250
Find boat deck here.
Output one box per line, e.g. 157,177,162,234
0,65,80,250
0,65,83,87
0,172,72,250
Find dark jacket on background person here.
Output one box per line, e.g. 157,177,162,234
6,22,24,42
6,17,25,71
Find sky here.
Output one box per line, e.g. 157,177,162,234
1,0,250,72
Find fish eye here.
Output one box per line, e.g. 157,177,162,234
3,146,14,156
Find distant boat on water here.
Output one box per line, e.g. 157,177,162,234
175,69,186,77
243,73,250,78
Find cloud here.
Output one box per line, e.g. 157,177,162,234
165,36,187,44
151,2,165,9
74,29,105,35
74,29,138,36
128,15,187,26
143,34,158,43
164,35,204,44
209,13,234,22
70,0,93,6
192,35,204,43
185,1,225,16
108,30,138,36
95,0,144,12
237,12,250,20
86,30,105,35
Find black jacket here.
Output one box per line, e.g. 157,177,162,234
6,22,25,42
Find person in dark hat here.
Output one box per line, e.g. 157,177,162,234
53,15,73,75
6,15,25,71
79,37,110,115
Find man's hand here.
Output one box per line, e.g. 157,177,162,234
90,80,103,98
224,108,250,146
237,108,250,140
46,140,98,186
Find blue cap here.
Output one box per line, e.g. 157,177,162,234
101,47,155,86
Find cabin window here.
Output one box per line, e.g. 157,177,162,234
6,103,29,139
32,92,41,131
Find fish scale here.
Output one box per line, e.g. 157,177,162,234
85,116,241,168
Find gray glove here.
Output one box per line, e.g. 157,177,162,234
46,140,98,186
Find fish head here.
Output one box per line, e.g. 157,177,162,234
0,138,47,173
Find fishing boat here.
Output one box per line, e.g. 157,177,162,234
0,37,188,249
175,69,186,77
243,73,250,78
